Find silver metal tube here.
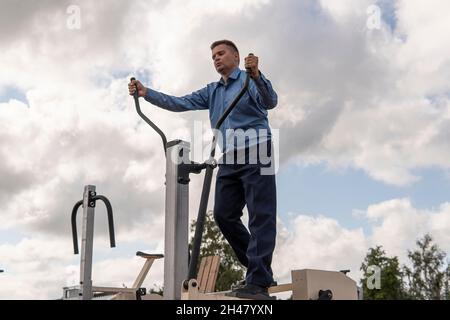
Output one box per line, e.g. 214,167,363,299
79,185,96,300
163,141,190,300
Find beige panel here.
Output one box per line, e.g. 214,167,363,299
291,269,358,300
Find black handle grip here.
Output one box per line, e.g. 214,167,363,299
246,53,254,73
92,195,116,248
130,77,138,99
71,200,83,254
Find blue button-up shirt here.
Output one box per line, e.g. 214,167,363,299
144,68,278,153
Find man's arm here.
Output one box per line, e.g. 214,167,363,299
251,73,278,110
144,87,209,112
244,55,278,110
129,79,209,112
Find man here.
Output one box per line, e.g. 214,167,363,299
129,40,278,299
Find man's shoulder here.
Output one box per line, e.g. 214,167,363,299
206,79,220,90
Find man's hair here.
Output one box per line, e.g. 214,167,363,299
210,40,239,54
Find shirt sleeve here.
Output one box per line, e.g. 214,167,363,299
144,86,209,112
251,72,278,110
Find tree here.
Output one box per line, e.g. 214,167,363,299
360,246,407,299
190,210,245,291
404,234,448,300
149,284,163,296
444,264,450,300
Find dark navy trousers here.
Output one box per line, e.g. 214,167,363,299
213,141,276,288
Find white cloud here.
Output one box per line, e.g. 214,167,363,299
272,198,450,291
1,0,450,299
2,198,447,299
2,0,450,188
221,0,450,187
274,214,367,283
0,237,73,299
319,0,372,22
0,235,165,299
367,198,450,258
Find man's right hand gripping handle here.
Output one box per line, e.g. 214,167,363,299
128,77,147,98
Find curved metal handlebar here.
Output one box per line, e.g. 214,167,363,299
92,195,116,249
130,77,168,155
71,200,83,254
71,195,116,255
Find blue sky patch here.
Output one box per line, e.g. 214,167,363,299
376,0,398,32
277,162,449,232
89,68,153,89
0,86,29,106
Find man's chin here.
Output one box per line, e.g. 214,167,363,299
216,66,225,73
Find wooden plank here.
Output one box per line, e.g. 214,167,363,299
268,283,293,294
199,256,213,293
132,258,155,288
92,286,136,294
181,279,249,300
197,257,208,292
205,255,220,293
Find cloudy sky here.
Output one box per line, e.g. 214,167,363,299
1,0,449,299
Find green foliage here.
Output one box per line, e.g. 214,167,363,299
361,233,449,300
404,234,448,300
149,284,164,296
360,246,407,299
444,264,450,300
190,211,245,291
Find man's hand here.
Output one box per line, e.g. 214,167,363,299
128,79,147,97
244,54,260,79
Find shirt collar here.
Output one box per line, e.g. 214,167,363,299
219,67,241,85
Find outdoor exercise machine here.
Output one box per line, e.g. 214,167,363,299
127,61,252,299
67,186,156,300
64,59,252,300
65,54,360,300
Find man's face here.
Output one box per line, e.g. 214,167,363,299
211,44,239,75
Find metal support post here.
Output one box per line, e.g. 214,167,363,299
164,140,190,300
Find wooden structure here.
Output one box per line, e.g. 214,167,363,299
181,268,359,300
114,254,223,300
